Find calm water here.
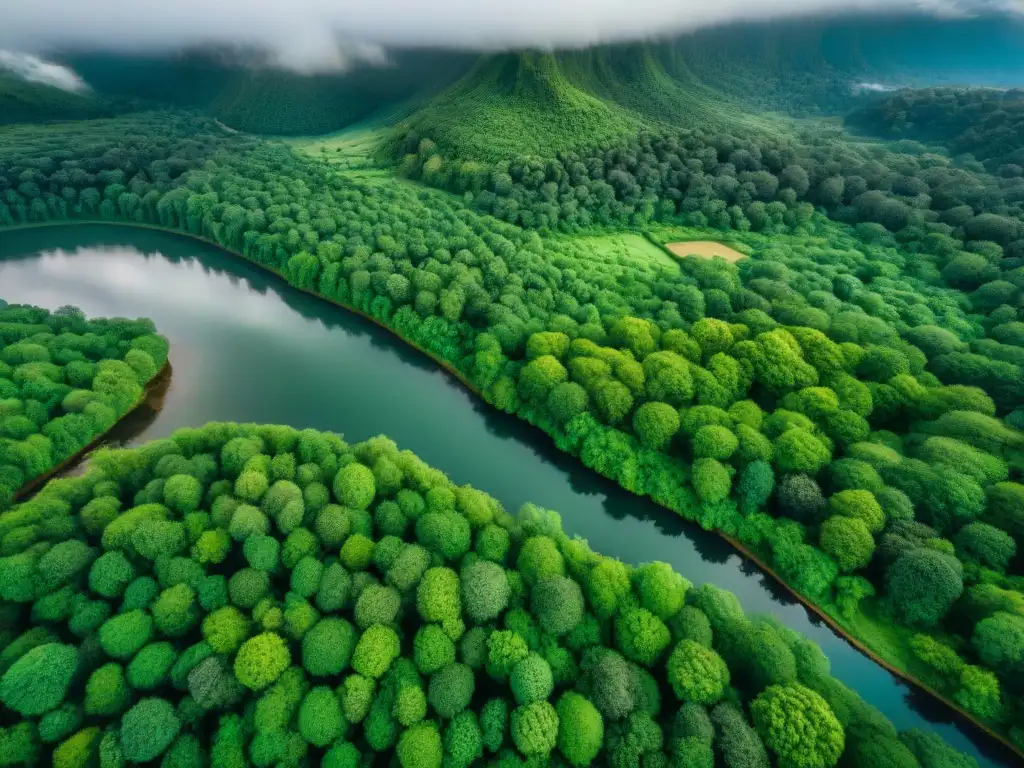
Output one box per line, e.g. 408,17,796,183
0,224,1012,766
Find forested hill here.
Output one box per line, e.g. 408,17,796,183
847,87,1024,172
0,71,114,126
3,11,1019,136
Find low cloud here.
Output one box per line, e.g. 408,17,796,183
1,1,1020,73
0,50,88,92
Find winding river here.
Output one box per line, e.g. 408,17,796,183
0,224,1013,767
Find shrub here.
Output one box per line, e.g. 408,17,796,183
415,624,457,675
953,522,1016,571
829,489,885,534
692,458,732,503
397,721,442,768
84,663,130,716
886,549,964,628
444,711,483,768
234,632,290,691
819,516,875,573
126,642,177,690
633,402,681,450
516,536,564,584
615,607,671,666
692,425,739,460
98,610,152,659
354,583,402,628
634,562,689,620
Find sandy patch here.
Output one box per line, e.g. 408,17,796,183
665,241,748,263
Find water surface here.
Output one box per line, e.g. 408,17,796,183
0,224,1011,767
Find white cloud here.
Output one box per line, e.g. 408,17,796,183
1,1,1019,73
0,50,88,91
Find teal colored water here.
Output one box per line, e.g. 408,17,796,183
0,224,1012,767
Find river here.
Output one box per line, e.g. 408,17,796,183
0,224,1012,766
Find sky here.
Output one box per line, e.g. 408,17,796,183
0,0,1021,82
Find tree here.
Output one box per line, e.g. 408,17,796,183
429,663,475,718
234,632,290,690
333,463,376,509
750,684,844,768
530,575,584,635
634,561,689,620
632,402,680,450
510,653,553,704
971,612,1024,671
511,700,559,756
0,643,78,716
556,692,603,767
119,698,181,763
885,549,963,628
666,640,729,704
819,516,875,573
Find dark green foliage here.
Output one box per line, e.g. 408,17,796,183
886,550,964,628
119,697,181,762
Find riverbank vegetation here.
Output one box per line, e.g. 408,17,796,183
0,300,168,510
0,422,981,767
2,43,1024,749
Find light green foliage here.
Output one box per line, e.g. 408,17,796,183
819,516,875,573
666,640,729,704
828,489,885,534
634,562,689,620
616,607,671,666
353,624,401,678
233,632,290,690
333,463,376,509
751,684,844,768
632,402,680,450
510,653,553,704
126,642,177,690
84,663,129,717
511,700,559,756
397,721,442,768
461,560,510,623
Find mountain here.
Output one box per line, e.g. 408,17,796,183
0,71,114,125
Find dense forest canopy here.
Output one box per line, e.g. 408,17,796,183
0,423,982,768
0,301,169,510
3,6,1024,763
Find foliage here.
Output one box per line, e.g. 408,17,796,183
0,423,969,766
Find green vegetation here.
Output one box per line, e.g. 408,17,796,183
4,23,1024,753
0,72,113,126
0,301,168,509
0,423,979,766
847,86,1024,172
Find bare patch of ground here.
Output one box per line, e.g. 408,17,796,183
665,240,748,263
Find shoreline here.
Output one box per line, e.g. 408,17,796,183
4,219,1020,761
11,360,172,503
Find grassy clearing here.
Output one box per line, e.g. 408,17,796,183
568,232,682,273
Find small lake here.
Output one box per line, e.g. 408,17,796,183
0,224,1012,767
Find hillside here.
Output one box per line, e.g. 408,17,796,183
389,52,643,163
64,49,475,135
846,86,1024,171
0,72,114,125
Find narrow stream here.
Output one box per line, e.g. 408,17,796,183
0,224,1012,767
